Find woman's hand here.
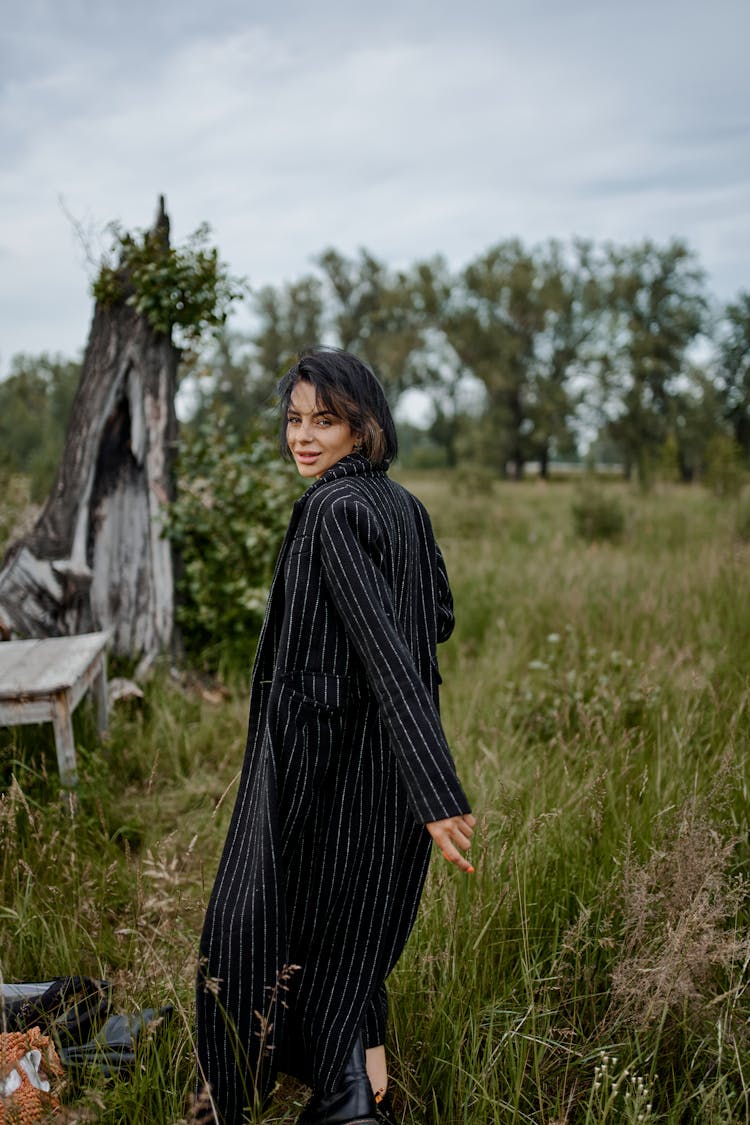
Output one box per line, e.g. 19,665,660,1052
426,813,477,873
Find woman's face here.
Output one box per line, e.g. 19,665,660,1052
286,380,359,479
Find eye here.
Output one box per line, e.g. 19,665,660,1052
316,417,333,427
287,414,300,425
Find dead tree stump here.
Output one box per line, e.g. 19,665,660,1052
0,199,179,658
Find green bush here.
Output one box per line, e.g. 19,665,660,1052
167,413,301,671
571,484,626,542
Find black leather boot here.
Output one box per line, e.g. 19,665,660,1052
298,1036,378,1124
374,1089,397,1125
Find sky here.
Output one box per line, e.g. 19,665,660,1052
1,0,748,376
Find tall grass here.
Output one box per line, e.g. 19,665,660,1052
2,477,749,1122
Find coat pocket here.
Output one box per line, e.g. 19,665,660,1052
272,672,350,860
279,670,349,713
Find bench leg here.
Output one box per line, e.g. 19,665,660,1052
94,652,109,739
51,690,78,791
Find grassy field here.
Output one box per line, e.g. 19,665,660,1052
1,474,749,1123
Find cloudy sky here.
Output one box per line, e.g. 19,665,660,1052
1,0,748,375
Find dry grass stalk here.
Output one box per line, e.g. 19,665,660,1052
610,797,749,1030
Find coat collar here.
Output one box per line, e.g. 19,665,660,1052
293,453,381,512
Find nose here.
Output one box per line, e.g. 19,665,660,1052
294,419,316,444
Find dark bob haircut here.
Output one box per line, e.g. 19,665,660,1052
278,347,398,469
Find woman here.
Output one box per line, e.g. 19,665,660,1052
197,348,475,1125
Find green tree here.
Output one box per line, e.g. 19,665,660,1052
252,274,325,404
188,278,325,438
417,240,594,478
0,353,80,498
669,366,724,482
441,240,546,478
186,327,260,437
526,239,606,475
316,249,424,406
604,240,707,486
407,256,486,469
715,292,750,461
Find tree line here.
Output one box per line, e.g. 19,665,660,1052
2,235,749,494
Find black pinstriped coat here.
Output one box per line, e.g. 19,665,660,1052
197,453,470,1125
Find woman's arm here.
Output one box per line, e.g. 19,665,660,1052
319,496,471,825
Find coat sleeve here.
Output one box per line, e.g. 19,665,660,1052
319,496,471,824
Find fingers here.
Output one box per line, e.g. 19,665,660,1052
451,822,474,849
440,842,474,874
426,814,477,874
450,813,476,851
449,823,472,846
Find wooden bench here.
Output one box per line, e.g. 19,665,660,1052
0,631,110,790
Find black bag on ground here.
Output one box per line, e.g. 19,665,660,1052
0,976,112,1046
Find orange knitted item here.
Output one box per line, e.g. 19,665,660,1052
0,1028,64,1123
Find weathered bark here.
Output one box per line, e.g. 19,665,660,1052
0,199,179,658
